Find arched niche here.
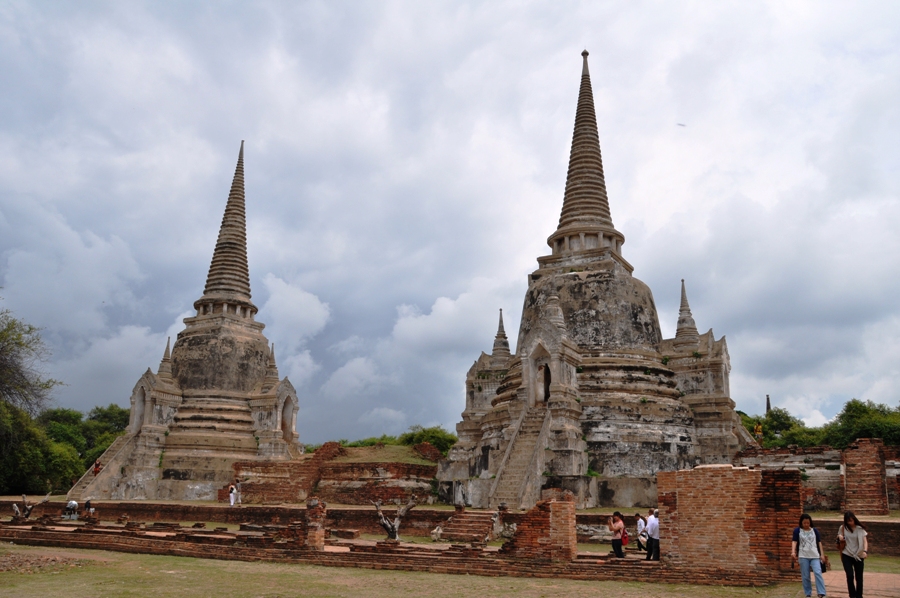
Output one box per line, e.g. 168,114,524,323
280,398,296,444
528,344,551,408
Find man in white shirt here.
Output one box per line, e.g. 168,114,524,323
645,508,660,561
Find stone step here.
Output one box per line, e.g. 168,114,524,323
168,420,255,433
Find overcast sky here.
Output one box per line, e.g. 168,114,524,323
1,1,898,443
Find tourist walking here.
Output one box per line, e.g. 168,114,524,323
607,511,626,558
837,511,868,598
635,512,648,553
235,479,242,505
791,513,826,598
228,483,236,507
645,508,660,561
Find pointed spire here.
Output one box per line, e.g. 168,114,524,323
263,343,280,392
157,337,174,383
546,51,625,261
674,279,699,348
198,141,254,308
492,309,511,358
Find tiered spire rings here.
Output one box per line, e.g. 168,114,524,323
193,141,258,320
547,50,625,259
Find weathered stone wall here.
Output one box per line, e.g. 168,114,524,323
499,489,576,562
657,465,801,574
843,438,889,515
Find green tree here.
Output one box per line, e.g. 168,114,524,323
45,421,87,455
87,403,130,432
0,306,61,414
0,402,83,494
819,399,900,449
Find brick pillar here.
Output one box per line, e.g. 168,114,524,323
499,490,576,561
843,438,889,516
305,496,327,550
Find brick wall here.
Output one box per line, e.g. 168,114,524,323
232,443,437,506
657,465,801,574
315,462,437,505
233,441,346,504
734,445,843,511
499,490,576,562
734,441,900,512
843,438,889,515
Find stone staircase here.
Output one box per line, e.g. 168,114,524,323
67,434,132,501
164,397,258,455
440,509,496,543
491,407,546,509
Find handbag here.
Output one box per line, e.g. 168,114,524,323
836,525,846,552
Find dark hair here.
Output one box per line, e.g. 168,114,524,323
798,513,813,527
843,511,866,530
613,511,622,520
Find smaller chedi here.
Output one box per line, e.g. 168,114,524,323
438,52,752,510
69,143,300,501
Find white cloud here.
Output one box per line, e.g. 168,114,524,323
803,410,830,428
357,407,407,435
319,357,393,402
257,273,330,354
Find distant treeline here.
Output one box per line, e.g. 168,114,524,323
0,402,129,495
739,399,900,449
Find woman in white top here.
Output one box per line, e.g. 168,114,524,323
837,510,868,598
791,513,826,598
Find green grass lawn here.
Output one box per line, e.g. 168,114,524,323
0,543,855,598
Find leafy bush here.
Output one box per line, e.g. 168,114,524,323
397,425,458,456
339,434,399,448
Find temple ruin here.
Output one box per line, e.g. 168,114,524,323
438,51,753,509
68,142,301,501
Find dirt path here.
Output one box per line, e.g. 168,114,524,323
823,570,900,597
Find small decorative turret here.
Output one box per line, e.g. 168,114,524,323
157,337,174,382
492,309,511,358
673,279,700,349
262,344,280,392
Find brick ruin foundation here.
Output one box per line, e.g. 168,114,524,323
16,463,891,585
226,441,438,506
734,438,898,515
